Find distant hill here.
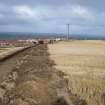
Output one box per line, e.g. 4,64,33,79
0,32,105,40
0,32,64,40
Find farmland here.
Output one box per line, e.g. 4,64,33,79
48,40,105,105
0,44,86,105
0,41,105,105
0,47,25,60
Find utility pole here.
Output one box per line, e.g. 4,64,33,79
67,24,70,40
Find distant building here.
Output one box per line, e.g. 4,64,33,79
0,40,12,47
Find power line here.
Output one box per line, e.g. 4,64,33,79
67,24,70,40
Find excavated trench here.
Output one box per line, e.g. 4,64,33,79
0,44,87,105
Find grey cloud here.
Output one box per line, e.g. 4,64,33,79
1,0,105,10
0,0,105,34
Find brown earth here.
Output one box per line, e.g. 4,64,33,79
0,44,87,105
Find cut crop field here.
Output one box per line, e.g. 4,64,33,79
0,47,24,60
0,48,10,53
48,40,105,105
0,44,86,105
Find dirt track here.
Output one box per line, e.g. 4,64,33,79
0,46,33,83
0,44,86,105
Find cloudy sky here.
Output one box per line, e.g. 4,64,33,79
0,0,105,35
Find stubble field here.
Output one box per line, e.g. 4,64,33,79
0,47,24,60
48,40,105,105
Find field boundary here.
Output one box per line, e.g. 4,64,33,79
0,46,34,62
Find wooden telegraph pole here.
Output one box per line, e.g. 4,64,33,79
67,24,70,40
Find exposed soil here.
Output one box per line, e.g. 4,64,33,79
0,46,33,83
0,44,87,105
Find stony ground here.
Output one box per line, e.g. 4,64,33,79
0,44,86,105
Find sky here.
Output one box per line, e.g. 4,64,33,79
0,0,105,35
